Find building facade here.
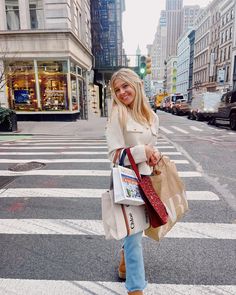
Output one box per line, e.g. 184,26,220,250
217,0,234,91
90,0,125,116
167,56,177,94
166,0,183,57
176,30,191,99
182,5,201,33
0,0,93,120
232,0,236,90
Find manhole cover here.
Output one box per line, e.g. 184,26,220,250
8,161,46,172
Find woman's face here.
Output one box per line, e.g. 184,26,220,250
113,78,136,108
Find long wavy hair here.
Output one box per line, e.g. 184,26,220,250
109,68,154,127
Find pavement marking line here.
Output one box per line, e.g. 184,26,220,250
0,151,182,155
0,158,189,164
159,126,173,134
0,280,235,295
155,146,175,149
0,189,217,200
186,191,220,201
189,126,203,131
2,142,108,146
0,220,235,239
171,126,189,134
12,139,107,143
0,146,108,150
0,170,202,177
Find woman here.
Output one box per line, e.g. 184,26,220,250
105,68,161,295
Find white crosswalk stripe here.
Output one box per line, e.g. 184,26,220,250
0,219,235,239
0,135,234,294
0,188,219,200
0,279,235,295
0,169,202,177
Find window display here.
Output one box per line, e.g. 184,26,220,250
38,61,69,111
6,61,38,111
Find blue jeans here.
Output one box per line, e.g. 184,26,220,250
123,231,147,292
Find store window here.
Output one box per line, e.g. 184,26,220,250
29,0,44,29
71,74,78,111
5,0,20,30
6,61,38,111
38,61,69,111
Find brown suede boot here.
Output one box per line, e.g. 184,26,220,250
118,249,126,279
128,291,143,295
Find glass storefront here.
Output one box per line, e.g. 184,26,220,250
6,59,85,113
38,61,69,111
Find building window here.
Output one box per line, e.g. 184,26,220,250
5,0,20,30
6,61,37,111
29,0,44,29
37,61,69,111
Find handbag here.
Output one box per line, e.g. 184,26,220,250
101,149,150,240
145,155,189,241
125,148,169,228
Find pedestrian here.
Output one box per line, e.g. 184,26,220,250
105,68,161,295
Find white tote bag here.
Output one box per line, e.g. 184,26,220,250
102,189,150,240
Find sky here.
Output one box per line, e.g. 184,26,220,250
122,0,212,56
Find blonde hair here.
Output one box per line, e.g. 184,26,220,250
109,68,154,127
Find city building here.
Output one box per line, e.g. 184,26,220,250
192,5,211,96
167,56,177,94
232,0,236,90
217,0,234,91
182,5,201,33
0,0,93,120
166,0,183,57
176,30,191,99
90,0,125,116
188,30,195,101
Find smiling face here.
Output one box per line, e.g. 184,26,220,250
113,78,136,108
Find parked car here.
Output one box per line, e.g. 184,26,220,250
210,90,236,130
172,99,191,115
188,92,222,121
165,94,184,113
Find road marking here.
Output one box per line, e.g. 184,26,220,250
0,158,189,164
171,126,189,134
0,151,182,155
189,126,203,131
2,142,107,146
12,139,107,143
0,189,217,200
0,219,235,239
159,127,173,134
186,191,220,201
0,188,106,198
0,279,235,295
0,170,201,177
156,146,175,149
0,146,107,150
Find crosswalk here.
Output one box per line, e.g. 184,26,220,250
0,135,235,295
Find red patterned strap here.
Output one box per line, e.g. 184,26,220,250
126,148,142,181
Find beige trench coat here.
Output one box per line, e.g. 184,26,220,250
105,107,160,175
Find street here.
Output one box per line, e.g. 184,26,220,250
0,111,235,295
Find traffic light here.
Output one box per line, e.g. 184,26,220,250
139,55,146,78
146,56,152,74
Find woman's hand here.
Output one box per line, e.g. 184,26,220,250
145,145,161,167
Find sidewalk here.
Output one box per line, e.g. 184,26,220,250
0,112,109,140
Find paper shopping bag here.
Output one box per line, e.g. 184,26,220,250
145,156,188,241
102,189,150,240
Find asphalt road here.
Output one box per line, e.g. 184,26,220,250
0,112,235,295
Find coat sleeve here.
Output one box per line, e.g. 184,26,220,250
105,108,147,165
